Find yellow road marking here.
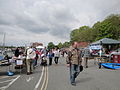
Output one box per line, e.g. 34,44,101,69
40,66,47,90
44,66,48,90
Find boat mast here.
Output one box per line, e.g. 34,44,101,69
2,33,5,52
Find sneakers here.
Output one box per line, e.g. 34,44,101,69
30,72,33,74
85,66,88,68
27,72,30,75
27,72,33,75
71,82,76,86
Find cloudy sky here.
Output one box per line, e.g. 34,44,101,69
0,0,120,46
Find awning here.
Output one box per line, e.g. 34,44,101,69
36,46,44,49
91,38,120,45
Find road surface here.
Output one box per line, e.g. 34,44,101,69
0,57,120,90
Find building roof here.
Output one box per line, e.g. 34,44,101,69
78,42,89,48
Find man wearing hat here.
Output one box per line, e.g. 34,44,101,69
26,46,36,75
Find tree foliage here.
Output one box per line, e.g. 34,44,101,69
47,42,55,50
62,42,70,48
70,14,120,42
57,42,63,49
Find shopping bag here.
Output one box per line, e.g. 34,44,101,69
79,65,83,72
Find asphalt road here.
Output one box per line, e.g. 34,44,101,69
0,57,120,90
47,57,120,90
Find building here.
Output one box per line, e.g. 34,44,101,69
77,42,89,48
32,42,43,47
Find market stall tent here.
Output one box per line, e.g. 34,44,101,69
36,46,44,49
90,38,120,54
91,38,120,45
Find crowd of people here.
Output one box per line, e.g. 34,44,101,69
13,46,62,75
12,42,91,86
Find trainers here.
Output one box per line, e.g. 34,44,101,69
71,82,76,86
86,66,88,68
30,72,33,74
27,72,30,75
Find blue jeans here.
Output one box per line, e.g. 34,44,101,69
70,64,80,83
33,59,37,67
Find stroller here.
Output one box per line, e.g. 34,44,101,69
41,54,47,66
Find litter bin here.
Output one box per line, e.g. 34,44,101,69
118,55,120,63
113,54,120,63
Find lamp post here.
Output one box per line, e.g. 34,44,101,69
100,41,103,57
99,41,103,69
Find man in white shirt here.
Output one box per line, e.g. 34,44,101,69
26,46,36,75
54,48,60,64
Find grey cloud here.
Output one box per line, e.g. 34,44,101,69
0,0,120,45
0,0,77,36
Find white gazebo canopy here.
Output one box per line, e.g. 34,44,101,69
36,46,44,49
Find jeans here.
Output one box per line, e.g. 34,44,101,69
70,64,80,83
33,59,37,67
49,58,53,65
54,57,59,64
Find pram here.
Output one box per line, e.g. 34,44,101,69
41,54,47,66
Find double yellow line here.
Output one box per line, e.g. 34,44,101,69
40,66,48,90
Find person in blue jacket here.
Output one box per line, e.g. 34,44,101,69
48,49,54,65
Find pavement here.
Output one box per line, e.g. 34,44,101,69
0,57,120,90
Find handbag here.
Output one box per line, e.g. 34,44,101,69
79,65,83,72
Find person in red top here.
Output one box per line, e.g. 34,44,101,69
33,49,42,67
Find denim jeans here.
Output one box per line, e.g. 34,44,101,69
70,64,80,83
49,58,53,65
33,59,37,67
54,57,59,64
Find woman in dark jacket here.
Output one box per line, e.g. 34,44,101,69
15,48,19,57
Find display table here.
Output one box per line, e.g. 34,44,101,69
94,55,110,65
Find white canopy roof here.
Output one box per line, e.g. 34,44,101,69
36,46,44,49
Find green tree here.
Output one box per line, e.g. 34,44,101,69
47,42,55,50
70,14,120,43
70,26,91,42
63,42,70,48
70,29,79,42
105,14,120,40
57,42,63,49
93,14,120,41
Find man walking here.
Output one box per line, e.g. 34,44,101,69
54,48,60,64
26,46,36,75
67,42,82,86
83,47,90,68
